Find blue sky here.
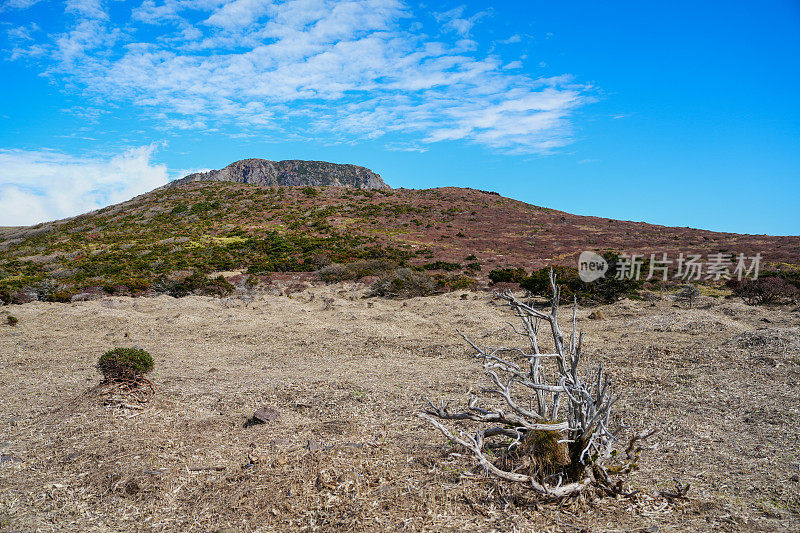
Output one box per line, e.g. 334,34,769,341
1,0,798,235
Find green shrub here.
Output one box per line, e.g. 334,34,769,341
46,290,74,303
520,257,640,304
156,271,233,297
7,315,18,326
371,268,436,298
97,347,154,382
301,186,319,197
422,261,462,272
122,277,151,292
488,267,527,284
191,200,221,214
519,266,575,296
203,275,235,296
170,203,189,215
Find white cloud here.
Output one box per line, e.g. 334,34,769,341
433,5,490,37
205,0,273,28
0,145,169,226
498,34,521,44
383,142,427,152
64,0,107,20
5,0,594,154
0,0,43,11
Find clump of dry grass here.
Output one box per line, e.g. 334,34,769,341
371,268,436,298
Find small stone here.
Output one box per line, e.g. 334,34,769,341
124,480,140,495
253,407,281,424
0,454,23,465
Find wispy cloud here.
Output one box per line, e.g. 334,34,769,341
4,0,594,154
498,34,521,44
0,145,169,225
433,5,491,37
0,0,43,12
384,142,428,153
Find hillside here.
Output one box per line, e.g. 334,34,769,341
0,181,798,302
170,159,390,190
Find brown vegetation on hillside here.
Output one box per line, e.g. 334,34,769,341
1,183,798,304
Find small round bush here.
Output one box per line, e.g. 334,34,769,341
7,315,18,327
97,348,154,382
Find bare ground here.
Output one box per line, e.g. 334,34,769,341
1,284,799,532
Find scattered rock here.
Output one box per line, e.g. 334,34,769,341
0,453,23,465
244,406,281,427
124,479,141,495
254,407,280,423
64,451,80,463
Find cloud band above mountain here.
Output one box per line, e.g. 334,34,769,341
3,0,593,153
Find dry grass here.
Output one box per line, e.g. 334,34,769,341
1,283,799,531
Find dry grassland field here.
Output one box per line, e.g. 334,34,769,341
1,282,799,532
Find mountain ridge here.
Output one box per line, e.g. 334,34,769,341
169,158,390,190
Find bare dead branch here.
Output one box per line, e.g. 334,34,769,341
420,268,652,500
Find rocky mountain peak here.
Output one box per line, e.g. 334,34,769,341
170,158,390,189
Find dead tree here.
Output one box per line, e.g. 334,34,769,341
420,269,652,499
676,284,699,309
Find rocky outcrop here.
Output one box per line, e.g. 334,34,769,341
170,159,390,189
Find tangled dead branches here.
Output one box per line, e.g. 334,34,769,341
96,377,156,409
420,269,654,500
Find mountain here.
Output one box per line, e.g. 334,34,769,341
170,158,390,190
1,179,798,303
